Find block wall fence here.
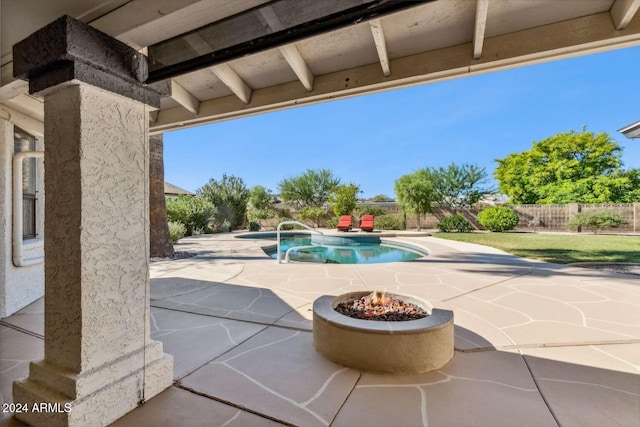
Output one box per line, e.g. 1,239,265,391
352,202,640,233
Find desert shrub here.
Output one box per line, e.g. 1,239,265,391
375,215,405,230
210,204,232,232
248,221,261,231
437,214,473,232
276,208,293,218
276,217,305,230
197,174,248,230
325,216,339,229
297,206,327,227
168,221,186,243
247,185,274,223
567,210,628,234
528,217,541,232
354,206,387,217
477,206,519,232
166,195,216,236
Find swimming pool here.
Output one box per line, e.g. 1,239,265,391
237,232,429,264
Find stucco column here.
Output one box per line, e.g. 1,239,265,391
11,16,173,426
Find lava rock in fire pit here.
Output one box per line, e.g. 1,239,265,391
335,291,429,321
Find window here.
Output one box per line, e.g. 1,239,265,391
14,127,37,239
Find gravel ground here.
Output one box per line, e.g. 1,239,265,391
150,251,197,263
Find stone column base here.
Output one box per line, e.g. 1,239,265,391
13,341,173,427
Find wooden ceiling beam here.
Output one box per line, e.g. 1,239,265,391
610,0,640,29
258,6,314,91
369,19,391,77
473,0,490,59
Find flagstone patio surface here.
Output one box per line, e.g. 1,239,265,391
1,231,638,426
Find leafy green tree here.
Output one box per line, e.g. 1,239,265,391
613,169,640,202
278,169,340,209
329,183,360,216
430,163,493,211
394,169,435,230
247,185,274,223
494,129,638,204
166,195,216,236
197,174,249,230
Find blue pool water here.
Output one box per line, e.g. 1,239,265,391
238,233,428,264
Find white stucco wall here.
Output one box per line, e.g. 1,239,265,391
0,112,45,318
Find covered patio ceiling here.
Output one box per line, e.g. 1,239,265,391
2,0,640,136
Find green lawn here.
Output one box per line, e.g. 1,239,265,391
432,232,640,264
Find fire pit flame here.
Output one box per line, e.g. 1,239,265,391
369,290,386,306
335,290,429,321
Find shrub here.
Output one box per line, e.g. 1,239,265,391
276,217,305,230
166,195,216,236
567,210,628,234
375,215,405,230
210,204,232,232
277,208,293,218
168,221,186,242
437,214,473,232
478,206,519,232
354,206,387,217
325,216,339,229
528,217,541,232
197,174,249,230
329,183,360,216
248,221,261,231
297,206,327,227
247,185,274,223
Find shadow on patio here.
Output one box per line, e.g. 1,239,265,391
2,233,639,426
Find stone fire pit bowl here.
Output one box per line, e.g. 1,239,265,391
313,291,454,374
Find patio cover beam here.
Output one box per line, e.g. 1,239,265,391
211,64,252,104
473,0,490,59
610,0,640,30
369,19,391,77
177,30,254,104
171,79,200,114
258,6,314,91
151,10,640,133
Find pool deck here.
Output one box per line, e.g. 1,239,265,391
1,231,639,426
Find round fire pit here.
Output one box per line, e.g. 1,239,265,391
313,291,454,374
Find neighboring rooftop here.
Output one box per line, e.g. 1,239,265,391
164,181,194,196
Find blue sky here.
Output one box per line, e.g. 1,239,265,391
164,46,640,199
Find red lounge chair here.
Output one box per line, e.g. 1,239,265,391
337,215,352,232
360,215,374,232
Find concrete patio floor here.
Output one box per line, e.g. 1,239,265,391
1,232,639,426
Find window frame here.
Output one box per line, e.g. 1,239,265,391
14,126,38,240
